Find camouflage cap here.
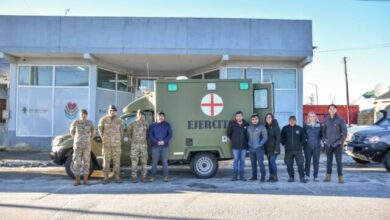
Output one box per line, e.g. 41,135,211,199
108,104,117,112
137,109,144,115
80,109,88,115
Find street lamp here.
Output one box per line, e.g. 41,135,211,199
308,82,319,105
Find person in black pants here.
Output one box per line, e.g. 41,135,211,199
303,111,323,182
264,113,281,182
281,115,306,183
323,104,348,184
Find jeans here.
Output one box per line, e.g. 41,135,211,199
304,146,321,178
232,148,246,177
249,147,266,179
326,145,343,176
285,150,305,178
267,152,278,177
151,147,169,177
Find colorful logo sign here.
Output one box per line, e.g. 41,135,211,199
200,93,224,117
64,102,78,119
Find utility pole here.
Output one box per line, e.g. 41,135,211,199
343,57,351,127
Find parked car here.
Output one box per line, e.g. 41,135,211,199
345,110,389,146
345,110,390,171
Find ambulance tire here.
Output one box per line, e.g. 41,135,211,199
191,152,218,178
65,154,94,179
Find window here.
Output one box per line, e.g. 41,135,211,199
204,70,220,79
18,66,52,86
246,68,261,83
97,68,116,90
55,66,89,86
138,79,155,92
227,68,244,79
254,89,268,109
117,74,129,92
263,69,296,89
191,74,202,79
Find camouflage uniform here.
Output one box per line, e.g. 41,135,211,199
70,119,94,176
128,120,149,178
98,115,124,176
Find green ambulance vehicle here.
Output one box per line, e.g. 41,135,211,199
50,79,274,179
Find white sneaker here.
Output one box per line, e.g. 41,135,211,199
314,177,319,182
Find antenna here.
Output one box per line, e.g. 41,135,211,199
64,8,70,16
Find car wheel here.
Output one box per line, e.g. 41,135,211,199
190,152,218,178
65,154,94,179
384,151,390,172
352,157,370,164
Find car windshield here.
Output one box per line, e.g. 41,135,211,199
122,114,136,130
379,118,390,126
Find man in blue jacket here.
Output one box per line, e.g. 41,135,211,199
148,112,172,182
247,114,268,182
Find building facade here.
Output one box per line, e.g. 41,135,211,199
0,16,313,148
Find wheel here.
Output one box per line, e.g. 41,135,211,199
384,151,390,172
65,153,94,179
190,152,218,178
352,157,370,164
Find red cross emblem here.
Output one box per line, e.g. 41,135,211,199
200,93,224,117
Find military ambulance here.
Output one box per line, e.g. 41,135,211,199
51,79,274,179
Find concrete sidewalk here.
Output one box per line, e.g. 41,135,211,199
0,148,364,168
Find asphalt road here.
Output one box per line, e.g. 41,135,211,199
0,155,389,220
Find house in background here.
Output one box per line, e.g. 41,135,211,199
353,83,389,125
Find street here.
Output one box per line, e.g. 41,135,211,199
0,152,389,220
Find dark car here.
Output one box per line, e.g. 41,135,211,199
346,111,390,172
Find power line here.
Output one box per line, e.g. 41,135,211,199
315,44,390,53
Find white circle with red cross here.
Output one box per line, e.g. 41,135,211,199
200,93,224,117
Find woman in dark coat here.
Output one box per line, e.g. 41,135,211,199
264,113,281,182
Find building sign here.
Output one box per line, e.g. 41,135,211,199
16,87,52,136
64,102,79,119
200,93,224,117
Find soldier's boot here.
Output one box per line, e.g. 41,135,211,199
131,176,138,183
102,172,109,184
338,176,344,184
323,174,331,182
141,176,147,183
115,174,122,184
149,176,155,182
74,175,81,186
163,176,170,182
83,175,90,186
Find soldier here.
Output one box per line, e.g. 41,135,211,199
98,105,124,184
69,109,95,186
128,110,149,183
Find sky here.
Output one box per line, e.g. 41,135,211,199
0,0,389,105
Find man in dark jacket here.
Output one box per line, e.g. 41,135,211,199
227,111,249,181
323,104,348,184
281,115,306,183
148,112,172,182
247,114,268,182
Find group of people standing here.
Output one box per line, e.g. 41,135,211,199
227,104,348,184
69,103,347,186
70,105,172,186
